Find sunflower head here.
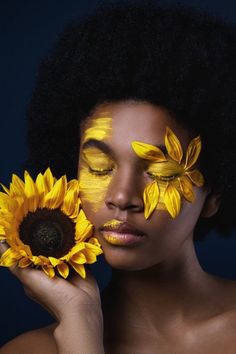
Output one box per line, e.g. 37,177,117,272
0,168,103,279
132,127,204,219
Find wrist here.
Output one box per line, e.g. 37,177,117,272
54,307,104,354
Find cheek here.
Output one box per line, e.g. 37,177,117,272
79,166,111,212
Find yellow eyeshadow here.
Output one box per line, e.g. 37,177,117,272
83,117,112,143
82,147,114,171
147,159,184,178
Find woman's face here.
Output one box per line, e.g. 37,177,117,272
78,101,208,271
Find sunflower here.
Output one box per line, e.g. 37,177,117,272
131,127,204,219
0,168,103,279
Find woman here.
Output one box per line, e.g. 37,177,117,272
1,3,236,353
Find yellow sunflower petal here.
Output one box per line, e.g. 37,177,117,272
11,174,25,196
143,181,159,219
186,169,204,187
61,189,77,216
57,262,69,279
88,237,102,248
0,248,20,267
42,265,55,278
44,176,67,209
163,182,181,218
85,241,103,256
43,168,55,193
75,210,94,241
71,252,87,264
48,257,61,267
69,261,86,278
83,249,97,264
24,171,39,212
131,141,167,162
0,183,10,195
178,176,195,203
185,136,202,170
18,258,32,268
165,127,183,163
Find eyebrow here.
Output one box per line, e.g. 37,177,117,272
82,139,167,156
82,139,113,155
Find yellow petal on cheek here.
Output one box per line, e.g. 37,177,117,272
186,169,204,187
165,127,183,163
143,181,159,219
163,182,181,218
131,141,167,162
184,136,202,170
178,176,195,203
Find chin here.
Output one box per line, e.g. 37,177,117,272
102,246,156,272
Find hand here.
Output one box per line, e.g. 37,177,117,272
0,241,105,353
0,242,102,323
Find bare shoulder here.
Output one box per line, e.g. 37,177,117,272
0,323,57,354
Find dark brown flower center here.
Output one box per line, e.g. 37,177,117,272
19,208,75,258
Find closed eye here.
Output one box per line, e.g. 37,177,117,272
89,167,114,176
146,171,179,181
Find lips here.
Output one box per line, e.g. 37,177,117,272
99,220,145,246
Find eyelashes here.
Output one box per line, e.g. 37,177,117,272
88,166,114,176
88,165,178,181
146,171,179,182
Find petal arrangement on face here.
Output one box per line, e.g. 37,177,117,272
132,127,204,219
0,168,103,279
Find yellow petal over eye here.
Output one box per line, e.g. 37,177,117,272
186,169,204,187
163,182,181,218
165,127,183,163
143,181,159,219
178,176,195,202
131,141,167,162
185,136,202,170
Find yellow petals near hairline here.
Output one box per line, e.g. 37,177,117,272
163,183,181,218
131,141,167,162
186,169,204,187
143,181,159,219
178,176,195,202
165,127,183,163
185,136,201,170
57,262,69,279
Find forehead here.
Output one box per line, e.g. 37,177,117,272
82,101,190,151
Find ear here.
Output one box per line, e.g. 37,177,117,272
200,191,222,218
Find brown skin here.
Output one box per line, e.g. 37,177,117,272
1,101,236,354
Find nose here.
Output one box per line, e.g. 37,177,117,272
105,169,144,213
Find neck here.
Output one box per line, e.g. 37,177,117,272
102,237,220,332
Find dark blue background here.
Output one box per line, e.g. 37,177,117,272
1,0,236,346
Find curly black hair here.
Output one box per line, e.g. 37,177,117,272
26,2,236,238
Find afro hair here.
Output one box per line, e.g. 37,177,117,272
26,2,236,238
